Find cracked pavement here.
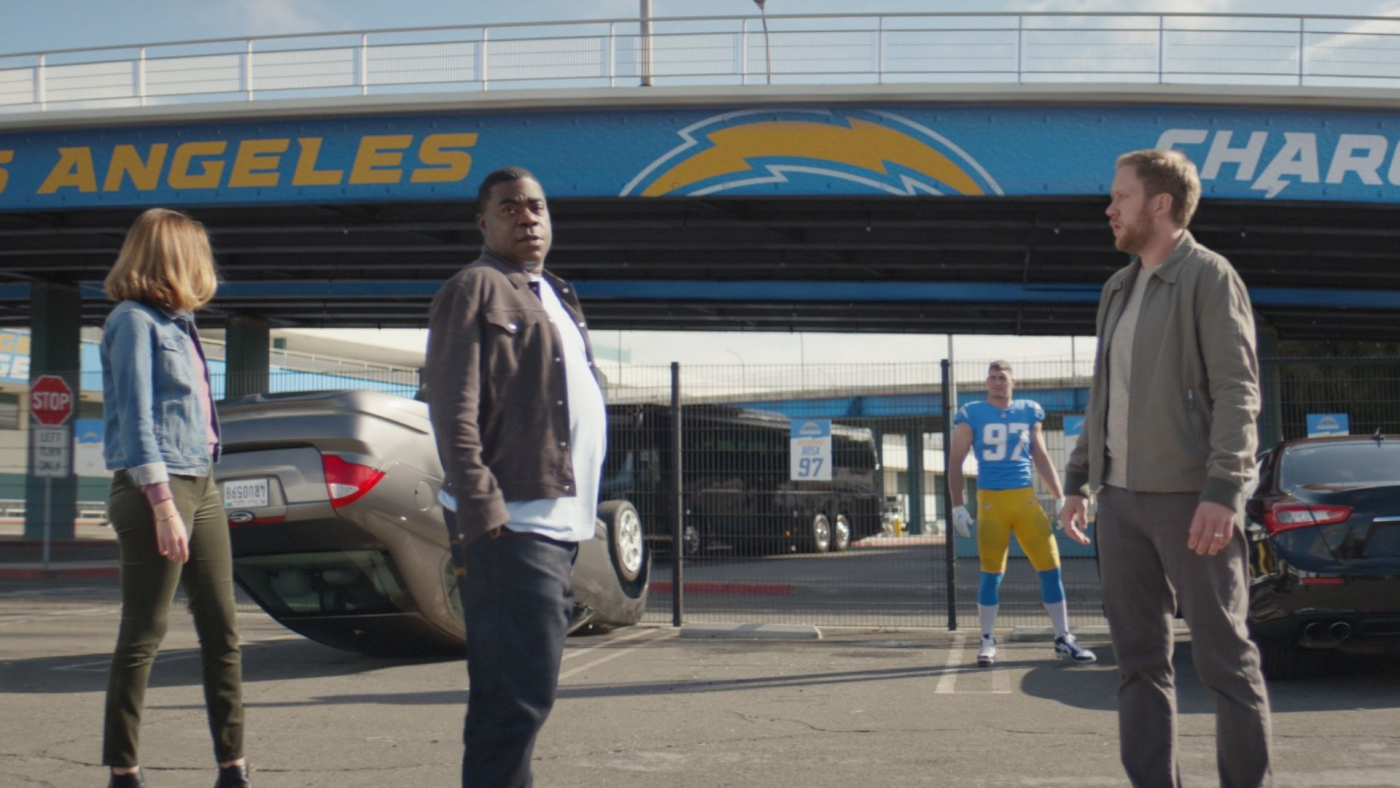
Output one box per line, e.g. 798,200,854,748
3,578,1400,787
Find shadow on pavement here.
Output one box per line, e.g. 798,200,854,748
1019,641,1400,714
0,636,454,695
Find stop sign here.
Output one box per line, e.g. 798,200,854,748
30,375,73,426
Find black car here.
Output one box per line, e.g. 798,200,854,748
1245,434,1400,678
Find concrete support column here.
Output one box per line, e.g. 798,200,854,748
24,282,80,540
904,429,925,535
225,314,270,398
1256,315,1283,450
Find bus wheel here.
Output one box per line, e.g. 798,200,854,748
810,513,832,553
682,522,703,557
831,513,852,553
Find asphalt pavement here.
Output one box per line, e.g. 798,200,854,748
4,578,1400,787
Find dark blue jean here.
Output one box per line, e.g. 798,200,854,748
445,512,578,788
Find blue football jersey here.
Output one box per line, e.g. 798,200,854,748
953,400,1045,491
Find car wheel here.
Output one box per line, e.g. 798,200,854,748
810,513,832,553
831,513,852,552
598,500,645,583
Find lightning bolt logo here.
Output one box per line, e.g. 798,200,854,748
621,110,1001,198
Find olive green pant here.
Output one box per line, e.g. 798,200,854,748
103,473,244,767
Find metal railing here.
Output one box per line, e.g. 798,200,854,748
3,12,1400,114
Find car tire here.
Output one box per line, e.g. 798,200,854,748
831,513,852,552
598,500,645,583
810,513,832,553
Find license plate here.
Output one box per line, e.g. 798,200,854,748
224,478,270,509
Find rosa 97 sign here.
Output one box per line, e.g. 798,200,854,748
790,419,833,482
29,375,73,426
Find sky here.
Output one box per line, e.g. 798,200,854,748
7,0,1398,368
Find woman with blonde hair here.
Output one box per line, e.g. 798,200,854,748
100,208,250,788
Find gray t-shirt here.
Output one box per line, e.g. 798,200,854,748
1104,268,1153,489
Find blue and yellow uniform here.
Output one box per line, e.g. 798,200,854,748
954,400,1064,607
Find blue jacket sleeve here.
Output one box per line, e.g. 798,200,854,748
104,310,169,485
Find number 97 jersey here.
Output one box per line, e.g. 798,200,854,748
953,400,1045,491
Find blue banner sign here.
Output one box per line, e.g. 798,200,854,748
1307,413,1350,437
7,105,1400,210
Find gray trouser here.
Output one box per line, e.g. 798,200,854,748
1097,485,1272,788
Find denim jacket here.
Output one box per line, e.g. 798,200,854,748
101,300,220,485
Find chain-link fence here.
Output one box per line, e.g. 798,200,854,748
1260,357,1400,445
606,359,1104,630
6,354,1400,634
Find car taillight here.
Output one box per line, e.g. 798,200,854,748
1264,503,1352,535
321,454,385,508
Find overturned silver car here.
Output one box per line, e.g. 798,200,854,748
215,390,649,656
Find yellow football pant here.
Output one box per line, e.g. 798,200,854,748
975,487,1061,574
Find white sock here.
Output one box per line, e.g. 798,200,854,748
1045,601,1070,639
978,604,998,640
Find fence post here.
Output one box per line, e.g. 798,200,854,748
245,39,254,101
1016,16,1024,85
608,21,616,88
1298,17,1306,86
360,33,369,96
876,16,884,84
1157,15,1165,85
137,47,147,106
670,361,684,627
481,27,489,91
36,54,45,110
941,359,958,631
741,18,749,85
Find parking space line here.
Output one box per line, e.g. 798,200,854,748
0,605,117,626
561,626,657,663
559,628,672,682
55,649,204,672
934,635,965,694
51,633,307,672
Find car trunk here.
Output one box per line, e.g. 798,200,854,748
1293,484,1400,566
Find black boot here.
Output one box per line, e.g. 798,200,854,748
108,770,146,788
214,763,251,788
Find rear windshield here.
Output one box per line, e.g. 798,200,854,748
1279,441,1400,491
233,550,413,617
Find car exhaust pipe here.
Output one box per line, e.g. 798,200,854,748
1330,621,1352,641
1301,621,1338,647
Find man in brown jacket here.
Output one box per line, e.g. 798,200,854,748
1060,149,1271,788
425,166,606,788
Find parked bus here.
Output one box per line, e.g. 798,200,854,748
601,404,882,557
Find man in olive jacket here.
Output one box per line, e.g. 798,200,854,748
1060,149,1271,788
425,167,606,788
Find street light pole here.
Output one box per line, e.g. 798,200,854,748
754,0,772,85
725,347,747,391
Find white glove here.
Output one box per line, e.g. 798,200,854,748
952,505,973,539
